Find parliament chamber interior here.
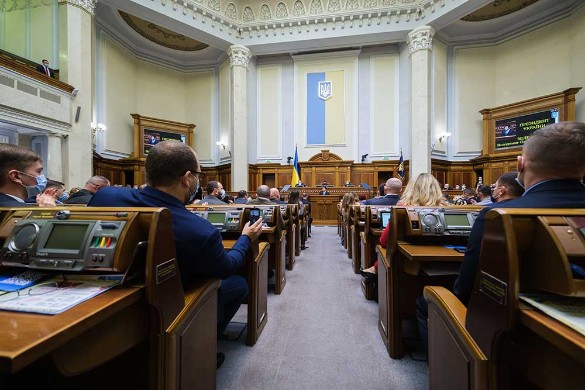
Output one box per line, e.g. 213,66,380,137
0,0,585,389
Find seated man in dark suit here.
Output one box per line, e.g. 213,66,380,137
416,121,585,351
247,185,276,205
195,180,226,205
363,178,402,205
0,144,56,207
88,141,263,367
234,190,249,204
318,185,330,195
269,188,287,204
36,59,55,78
64,175,110,204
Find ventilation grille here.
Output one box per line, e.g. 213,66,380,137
0,74,14,88
39,90,61,104
17,81,37,96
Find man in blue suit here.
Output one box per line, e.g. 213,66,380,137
89,141,263,366
363,177,402,205
454,121,585,305
416,121,585,352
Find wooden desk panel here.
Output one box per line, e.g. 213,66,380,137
381,243,463,358
310,195,342,225
0,286,143,373
398,243,464,262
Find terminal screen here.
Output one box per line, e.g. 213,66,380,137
44,223,90,250
444,214,470,227
380,212,391,228
207,212,226,225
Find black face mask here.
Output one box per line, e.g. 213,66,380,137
185,176,199,205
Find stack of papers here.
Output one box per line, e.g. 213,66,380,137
520,293,585,337
0,273,123,315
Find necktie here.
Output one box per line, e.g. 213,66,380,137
45,66,50,77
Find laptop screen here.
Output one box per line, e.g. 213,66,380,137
380,211,391,229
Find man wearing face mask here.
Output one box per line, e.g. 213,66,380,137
453,121,585,306
36,59,55,78
0,144,56,207
88,141,263,367
195,180,227,205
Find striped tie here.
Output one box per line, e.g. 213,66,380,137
44,66,50,76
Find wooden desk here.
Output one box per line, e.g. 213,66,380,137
222,240,269,346
311,195,341,225
259,226,287,295
379,243,463,358
507,303,585,388
0,286,144,374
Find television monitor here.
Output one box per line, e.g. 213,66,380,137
380,211,391,229
494,108,559,151
143,128,186,155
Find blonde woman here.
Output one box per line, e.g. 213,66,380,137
361,173,448,278
398,173,448,207
340,192,360,245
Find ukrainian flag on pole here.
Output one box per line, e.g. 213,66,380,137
291,146,301,186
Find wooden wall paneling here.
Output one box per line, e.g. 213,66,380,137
278,173,291,187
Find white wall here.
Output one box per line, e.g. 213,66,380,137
452,6,585,158
101,35,216,161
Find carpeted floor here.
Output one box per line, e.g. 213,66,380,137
217,226,428,389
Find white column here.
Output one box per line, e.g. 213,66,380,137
58,0,95,186
406,26,434,178
46,133,63,181
228,45,251,191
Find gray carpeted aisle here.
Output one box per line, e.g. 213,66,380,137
217,226,428,389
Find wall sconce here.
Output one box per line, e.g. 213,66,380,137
91,122,107,132
286,156,293,164
437,132,451,143
361,153,369,163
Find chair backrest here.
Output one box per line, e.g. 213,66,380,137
466,208,585,360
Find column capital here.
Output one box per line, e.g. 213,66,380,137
407,26,435,55
228,45,252,69
58,0,96,16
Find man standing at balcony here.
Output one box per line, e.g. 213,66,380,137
36,59,54,78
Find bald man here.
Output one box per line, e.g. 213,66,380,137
363,177,402,205
247,185,276,205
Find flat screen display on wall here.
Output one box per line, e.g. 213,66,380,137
494,109,559,150
143,128,186,155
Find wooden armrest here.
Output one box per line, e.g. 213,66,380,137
181,278,222,318
424,286,486,360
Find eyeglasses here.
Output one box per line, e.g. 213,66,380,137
190,171,206,181
0,274,72,303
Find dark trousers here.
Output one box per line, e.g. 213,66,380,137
415,295,429,352
217,275,249,335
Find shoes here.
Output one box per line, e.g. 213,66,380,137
301,246,308,250
308,234,312,237
217,352,225,369
360,270,377,279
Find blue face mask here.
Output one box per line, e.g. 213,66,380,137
57,192,69,202
20,172,47,198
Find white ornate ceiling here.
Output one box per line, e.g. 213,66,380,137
94,0,585,69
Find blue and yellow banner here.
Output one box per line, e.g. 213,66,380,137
306,71,344,145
